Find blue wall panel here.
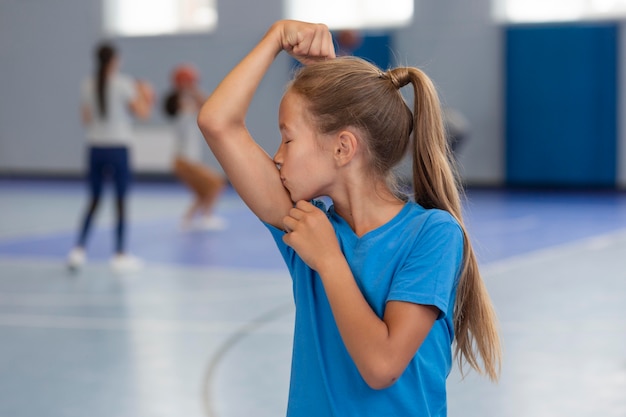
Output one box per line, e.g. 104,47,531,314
348,33,392,70
505,24,618,187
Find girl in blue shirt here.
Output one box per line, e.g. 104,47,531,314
198,20,501,416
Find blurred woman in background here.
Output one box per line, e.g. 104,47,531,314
67,41,154,272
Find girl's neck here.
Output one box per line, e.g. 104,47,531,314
331,181,404,237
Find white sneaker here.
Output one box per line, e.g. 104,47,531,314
110,254,144,273
196,215,228,231
67,248,86,271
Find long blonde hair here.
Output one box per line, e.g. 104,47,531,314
289,56,501,381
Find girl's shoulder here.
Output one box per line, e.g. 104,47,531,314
403,201,453,219
403,202,462,234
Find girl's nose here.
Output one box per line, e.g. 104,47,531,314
273,146,283,169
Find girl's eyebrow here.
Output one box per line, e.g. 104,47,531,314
279,123,295,138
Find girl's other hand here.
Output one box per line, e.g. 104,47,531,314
277,20,336,65
282,200,342,272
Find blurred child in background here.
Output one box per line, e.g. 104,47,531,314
163,64,227,231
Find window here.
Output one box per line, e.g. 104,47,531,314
284,0,414,30
494,0,626,23
104,0,217,37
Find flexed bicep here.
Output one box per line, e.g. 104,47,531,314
203,125,293,227
197,20,334,228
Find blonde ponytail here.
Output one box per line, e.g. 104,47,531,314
402,67,502,381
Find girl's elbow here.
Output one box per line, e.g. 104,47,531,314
196,109,212,136
360,363,402,390
197,105,227,141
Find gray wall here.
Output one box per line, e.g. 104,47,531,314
0,0,505,185
396,0,503,185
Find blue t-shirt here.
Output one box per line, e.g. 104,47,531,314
264,200,464,417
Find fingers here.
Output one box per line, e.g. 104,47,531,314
281,21,336,62
282,205,304,232
294,199,315,211
283,215,296,233
282,200,316,232
292,26,332,57
282,206,297,233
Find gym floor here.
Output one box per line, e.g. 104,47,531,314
1,178,625,417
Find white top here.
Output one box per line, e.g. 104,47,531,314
81,72,137,146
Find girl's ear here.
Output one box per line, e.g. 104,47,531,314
334,130,358,166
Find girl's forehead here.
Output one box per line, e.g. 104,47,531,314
279,91,306,119
279,93,320,137
281,89,302,105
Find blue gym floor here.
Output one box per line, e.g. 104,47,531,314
1,179,625,417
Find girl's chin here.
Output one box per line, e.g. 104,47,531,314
286,186,319,203
288,192,310,203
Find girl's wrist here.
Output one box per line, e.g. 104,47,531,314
316,252,349,279
265,20,287,56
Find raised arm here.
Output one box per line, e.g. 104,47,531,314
197,20,335,228
129,80,154,120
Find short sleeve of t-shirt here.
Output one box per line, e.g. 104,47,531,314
265,222,296,268
387,213,464,319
